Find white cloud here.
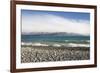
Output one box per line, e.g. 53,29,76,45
22,14,90,35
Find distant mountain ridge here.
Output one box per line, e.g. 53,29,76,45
22,32,89,36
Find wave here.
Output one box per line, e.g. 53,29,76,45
67,43,90,47
65,40,90,42
21,42,90,47
21,42,48,46
52,44,61,47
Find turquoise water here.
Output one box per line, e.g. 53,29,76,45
21,34,90,47
22,35,89,42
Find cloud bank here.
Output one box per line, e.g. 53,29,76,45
22,14,90,35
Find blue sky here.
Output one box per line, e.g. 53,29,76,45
21,9,90,35
22,9,90,21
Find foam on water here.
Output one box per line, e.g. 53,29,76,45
21,42,89,47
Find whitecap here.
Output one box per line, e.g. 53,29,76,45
32,43,48,46
52,44,61,47
68,43,90,47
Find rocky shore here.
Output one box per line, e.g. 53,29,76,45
21,46,90,63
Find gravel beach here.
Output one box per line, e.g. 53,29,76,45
21,46,90,63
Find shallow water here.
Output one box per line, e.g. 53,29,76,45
21,34,90,47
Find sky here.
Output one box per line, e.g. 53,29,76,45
21,9,90,35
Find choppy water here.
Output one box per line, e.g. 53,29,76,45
21,34,90,47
